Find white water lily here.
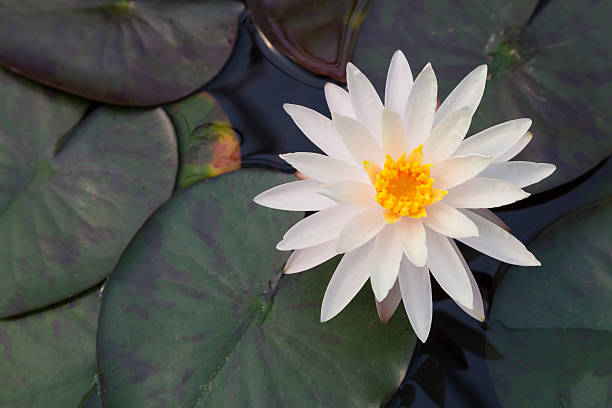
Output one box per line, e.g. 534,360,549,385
254,50,555,342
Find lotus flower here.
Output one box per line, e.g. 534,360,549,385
254,50,555,342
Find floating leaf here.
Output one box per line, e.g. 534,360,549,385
353,0,612,192
97,169,415,407
0,68,177,317
80,387,103,408
247,0,371,81
0,290,100,408
486,199,612,407
165,91,241,189
0,0,244,105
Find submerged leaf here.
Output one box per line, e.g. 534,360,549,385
165,91,241,189
247,0,372,81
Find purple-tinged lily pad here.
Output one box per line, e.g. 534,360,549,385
0,68,177,317
97,169,415,407
0,0,244,105
353,0,612,192
0,290,100,407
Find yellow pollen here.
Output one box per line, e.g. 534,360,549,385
364,145,446,223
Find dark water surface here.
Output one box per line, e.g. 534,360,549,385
203,11,611,408
204,11,331,172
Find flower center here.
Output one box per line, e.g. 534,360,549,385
364,145,446,223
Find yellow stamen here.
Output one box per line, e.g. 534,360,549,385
365,145,447,223
363,161,381,185
382,209,402,224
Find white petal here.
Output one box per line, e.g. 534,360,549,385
457,209,540,266
321,239,375,322
324,82,355,118
423,107,472,164
254,179,337,211
277,205,363,250
370,225,404,301
396,217,427,267
284,240,339,274
434,65,487,126
398,257,432,342
318,180,377,208
447,239,484,321
444,177,530,208
494,131,532,163
404,63,437,149
346,62,384,143
336,207,386,253
478,161,556,188
375,279,402,323
283,104,354,163
425,227,473,309
382,108,410,157
468,208,510,232
422,202,478,238
431,154,492,190
332,113,384,165
384,50,413,115
454,119,532,159
280,152,368,184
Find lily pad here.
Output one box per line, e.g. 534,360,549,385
353,0,612,192
165,90,241,189
97,169,415,407
0,0,244,105
0,290,100,408
80,387,103,408
0,68,178,317
247,0,371,82
486,199,612,407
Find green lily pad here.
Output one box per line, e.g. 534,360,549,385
97,169,415,407
486,199,612,407
247,0,371,81
80,387,103,408
165,90,241,189
0,0,244,105
0,68,178,317
0,290,100,408
353,0,612,192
